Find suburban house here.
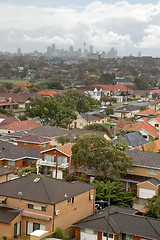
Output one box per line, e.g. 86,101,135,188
74,206,160,240
0,96,18,111
122,150,160,199
37,143,74,179
133,90,152,101
113,105,139,119
0,120,41,135
147,115,160,129
149,98,160,111
0,174,96,239
128,122,159,141
0,166,14,183
71,113,108,129
0,146,41,169
3,125,69,146
15,135,51,150
136,108,160,118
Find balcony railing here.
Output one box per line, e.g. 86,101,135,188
37,159,69,168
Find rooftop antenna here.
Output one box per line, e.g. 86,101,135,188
18,191,22,201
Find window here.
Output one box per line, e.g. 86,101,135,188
67,197,74,204
44,154,54,162
80,123,83,127
57,156,67,164
23,142,27,145
14,222,21,237
127,167,134,172
155,124,159,127
8,160,16,166
28,204,46,212
27,222,45,235
43,143,47,148
147,168,157,175
103,233,113,238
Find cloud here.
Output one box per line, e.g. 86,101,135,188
135,24,160,49
0,1,160,55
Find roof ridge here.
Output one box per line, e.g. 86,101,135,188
104,215,120,234
41,177,52,204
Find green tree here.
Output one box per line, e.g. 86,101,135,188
53,227,68,239
71,134,132,179
25,97,77,128
101,96,117,106
105,107,114,115
84,123,112,138
134,77,149,90
56,135,71,145
145,196,160,218
4,82,13,92
94,180,134,208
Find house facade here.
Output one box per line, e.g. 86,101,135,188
37,143,74,179
74,206,160,240
122,150,160,199
0,174,96,239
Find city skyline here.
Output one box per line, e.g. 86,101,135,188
1,0,160,57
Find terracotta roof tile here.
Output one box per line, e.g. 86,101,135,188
128,122,158,138
138,108,160,115
0,120,41,131
56,143,75,155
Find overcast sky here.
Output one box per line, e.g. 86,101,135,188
1,0,160,57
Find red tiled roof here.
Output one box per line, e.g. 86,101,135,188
138,108,159,115
0,120,41,131
38,90,57,98
153,115,160,123
0,115,19,126
56,143,75,156
140,139,160,152
128,122,158,138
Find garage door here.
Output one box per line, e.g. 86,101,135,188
139,188,155,199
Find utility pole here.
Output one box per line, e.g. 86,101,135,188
106,185,111,240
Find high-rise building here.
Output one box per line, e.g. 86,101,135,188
17,48,21,55
89,45,93,53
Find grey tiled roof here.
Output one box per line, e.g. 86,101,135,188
147,178,160,186
0,140,16,151
115,105,139,112
5,125,69,139
67,129,106,140
0,146,41,160
0,206,20,223
114,132,147,147
0,167,14,176
74,207,160,239
80,113,102,122
0,174,95,204
125,150,160,169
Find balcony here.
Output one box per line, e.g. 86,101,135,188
37,159,69,168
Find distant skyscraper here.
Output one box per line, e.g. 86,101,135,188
89,45,93,53
138,51,141,57
69,45,74,52
17,48,21,55
107,48,117,59
52,44,55,52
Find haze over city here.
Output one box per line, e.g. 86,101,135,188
1,0,160,57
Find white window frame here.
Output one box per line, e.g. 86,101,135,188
44,154,54,162
57,156,67,164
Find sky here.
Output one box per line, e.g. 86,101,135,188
1,0,160,57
